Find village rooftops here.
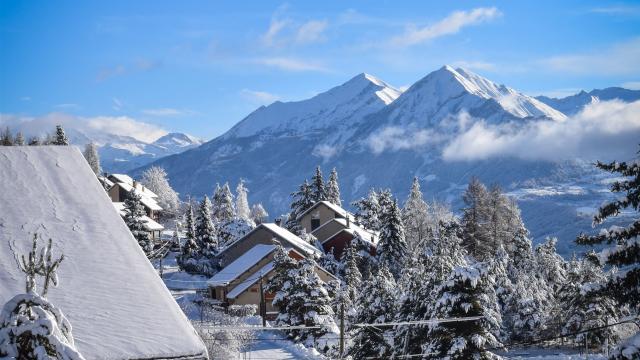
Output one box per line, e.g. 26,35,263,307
207,244,277,286
0,147,206,359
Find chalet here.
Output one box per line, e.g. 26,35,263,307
298,201,378,259
107,173,163,220
0,147,207,359
207,244,335,315
216,222,322,268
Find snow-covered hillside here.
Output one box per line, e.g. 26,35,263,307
134,66,637,256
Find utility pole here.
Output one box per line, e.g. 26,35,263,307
339,300,345,358
259,272,266,327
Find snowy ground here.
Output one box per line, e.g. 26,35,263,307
155,251,325,359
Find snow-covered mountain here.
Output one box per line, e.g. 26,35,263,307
134,66,635,256
536,87,640,115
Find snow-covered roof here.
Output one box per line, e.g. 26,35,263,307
0,147,206,360
227,261,275,299
296,200,352,220
261,223,321,256
207,244,276,286
112,202,165,232
116,181,163,211
333,217,378,245
110,173,160,199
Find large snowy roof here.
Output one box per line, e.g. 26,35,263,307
0,147,206,360
226,261,275,299
207,244,276,286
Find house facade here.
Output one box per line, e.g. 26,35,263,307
298,201,378,259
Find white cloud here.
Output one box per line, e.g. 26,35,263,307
390,7,501,47
86,116,167,142
543,38,640,76
312,144,339,162
441,100,640,162
141,108,195,117
252,57,330,72
367,126,443,154
240,89,280,106
261,18,289,47
0,112,168,144
295,20,328,44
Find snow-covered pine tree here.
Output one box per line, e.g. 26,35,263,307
461,177,492,259
377,199,407,279
377,189,394,223
318,247,341,277
82,142,101,176
310,166,327,203
196,196,218,256
351,189,381,231
285,259,336,349
348,265,396,359
14,132,25,146
52,125,69,146
266,245,300,327
216,182,235,222
141,166,180,218
326,168,341,207
250,203,268,224
560,256,621,349
123,191,152,255
27,136,40,146
178,202,199,269
0,235,84,359
235,180,251,222
394,220,468,357
285,179,315,233
535,237,567,295
423,264,503,360
341,240,362,306
0,126,13,146
403,177,430,256
575,149,640,359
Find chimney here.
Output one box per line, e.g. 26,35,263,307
133,180,137,189
346,212,350,227
275,218,282,227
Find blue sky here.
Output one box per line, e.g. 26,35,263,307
1,1,639,140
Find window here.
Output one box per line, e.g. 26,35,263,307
311,218,320,231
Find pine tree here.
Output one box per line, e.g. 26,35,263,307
52,125,69,145
326,168,341,207
284,259,336,348
214,182,235,222
14,132,25,146
0,127,13,146
377,200,407,279
461,177,492,259
266,245,300,327
235,180,251,221
560,256,620,349
576,149,640,311
196,196,218,255
123,192,152,255
377,189,394,222
341,241,362,306
285,180,315,233
27,136,41,146
403,177,430,256
180,202,199,261
423,265,502,360
141,166,180,217
348,265,396,359
352,189,381,231
250,203,269,224
310,166,327,203
82,142,102,176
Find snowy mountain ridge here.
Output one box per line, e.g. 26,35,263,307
536,87,640,115
135,66,638,257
